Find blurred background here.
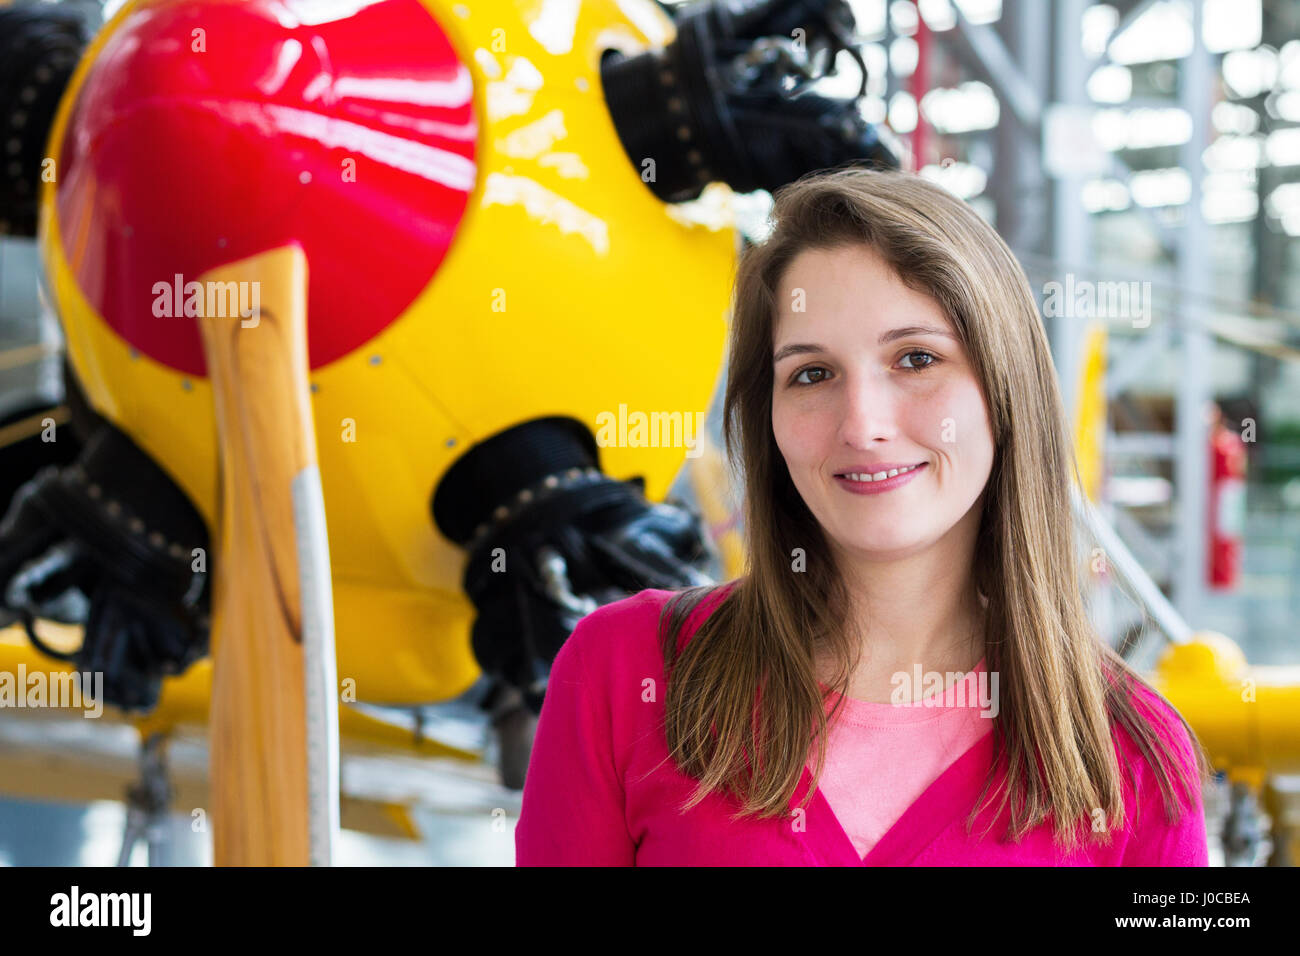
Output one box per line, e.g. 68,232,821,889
0,0,1297,866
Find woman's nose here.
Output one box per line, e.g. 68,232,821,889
836,370,898,447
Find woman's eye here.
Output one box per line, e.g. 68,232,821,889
899,350,937,371
793,367,830,386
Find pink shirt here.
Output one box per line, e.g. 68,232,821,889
812,659,993,859
515,586,1209,866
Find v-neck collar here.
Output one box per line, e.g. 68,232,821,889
790,726,996,865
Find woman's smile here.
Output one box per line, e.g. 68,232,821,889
833,462,928,494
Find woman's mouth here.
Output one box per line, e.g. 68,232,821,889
833,462,927,495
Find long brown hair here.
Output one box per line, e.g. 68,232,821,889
657,166,1211,852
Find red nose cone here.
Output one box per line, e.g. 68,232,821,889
56,0,478,375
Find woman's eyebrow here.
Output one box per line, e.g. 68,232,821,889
773,327,955,364
772,343,825,365
877,325,956,344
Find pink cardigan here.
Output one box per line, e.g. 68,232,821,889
514,586,1209,866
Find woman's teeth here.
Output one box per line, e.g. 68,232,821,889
841,465,920,482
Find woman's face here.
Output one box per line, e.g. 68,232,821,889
771,244,995,565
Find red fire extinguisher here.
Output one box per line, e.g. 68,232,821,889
1208,412,1246,589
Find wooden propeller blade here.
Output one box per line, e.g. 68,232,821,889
197,244,339,866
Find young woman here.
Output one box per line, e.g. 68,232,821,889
514,167,1212,866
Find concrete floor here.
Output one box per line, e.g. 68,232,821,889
0,687,524,866
0,796,518,866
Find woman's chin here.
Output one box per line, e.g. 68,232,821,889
833,532,931,561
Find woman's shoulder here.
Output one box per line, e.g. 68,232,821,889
1115,676,1196,755
1109,672,1204,810
560,581,738,680
562,587,674,662
1104,673,1210,863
